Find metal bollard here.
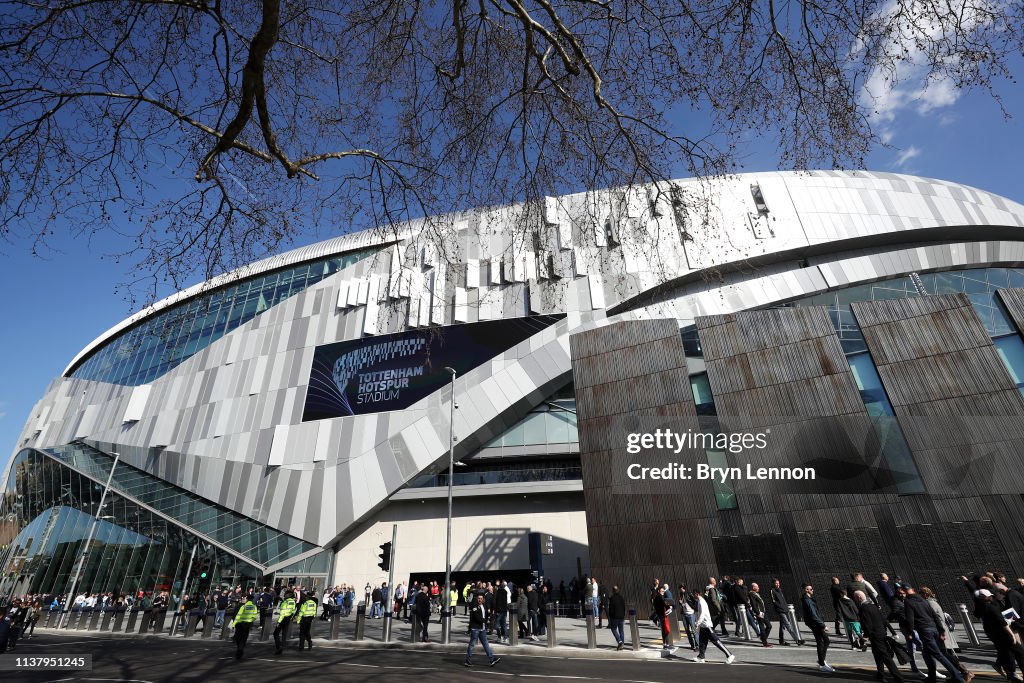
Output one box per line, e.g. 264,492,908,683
259,614,270,641
383,613,393,642
112,608,126,633
546,603,557,648
737,604,750,641
441,608,452,644
330,611,341,640
411,613,420,643
508,609,519,647
90,608,103,631
126,609,139,633
628,608,641,651
666,602,680,647
202,610,215,638
787,605,804,643
100,609,113,632
354,604,366,640
958,604,981,646
585,607,597,649
184,614,199,637
219,614,232,640
156,610,168,634
77,609,90,630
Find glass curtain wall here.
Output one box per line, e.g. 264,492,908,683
0,450,261,601
68,247,379,386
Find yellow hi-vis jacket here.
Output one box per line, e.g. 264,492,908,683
450,589,458,607
232,600,259,627
299,599,317,618
278,597,296,621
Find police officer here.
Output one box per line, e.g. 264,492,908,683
274,592,296,655
231,595,259,660
297,592,317,650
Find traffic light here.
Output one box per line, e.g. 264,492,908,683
200,570,208,579
378,542,391,571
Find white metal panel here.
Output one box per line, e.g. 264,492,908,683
489,256,502,285
336,282,349,308
268,424,289,467
123,384,151,423
588,274,606,309
454,287,469,322
75,404,98,438
466,259,480,288
363,274,382,335
346,278,361,306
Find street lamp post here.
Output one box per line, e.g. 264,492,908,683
442,366,457,644
59,452,120,629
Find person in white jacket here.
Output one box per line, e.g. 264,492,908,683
691,588,735,664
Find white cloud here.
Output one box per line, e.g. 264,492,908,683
857,0,990,137
895,146,921,167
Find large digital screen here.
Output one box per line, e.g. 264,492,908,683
301,314,564,420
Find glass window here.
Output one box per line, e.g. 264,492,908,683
995,334,1024,394
706,449,737,510
522,413,548,445
690,373,717,415
68,247,379,386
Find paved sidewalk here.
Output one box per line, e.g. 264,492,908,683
34,610,1004,676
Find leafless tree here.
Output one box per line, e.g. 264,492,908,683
1,0,1020,301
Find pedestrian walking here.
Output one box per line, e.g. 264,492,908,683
690,587,735,664
705,577,729,636
273,592,296,655
750,583,773,648
414,584,431,642
802,583,835,673
516,588,529,639
977,588,1024,681
231,596,259,660
899,583,964,682
830,577,846,638
296,593,317,650
854,590,904,682
494,581,510,643
770,578,803,646
608,586,626,650
837,590,866,650
921,586,973,682
653,584,674,651
464,594,501,667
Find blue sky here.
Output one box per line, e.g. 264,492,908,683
2,75,1023,470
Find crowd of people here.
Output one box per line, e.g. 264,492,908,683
626,570,1024,681
4,569,1024,679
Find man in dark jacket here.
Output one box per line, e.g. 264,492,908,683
978,588,1024,680
414,585,431,642
526,585,540,641
608,586,627,650
877,573,896,608
494,581,510,643
900,584,964,683
855,590,904,682
802,583,834,672
829,577,846,638
464,594,500,667
705,577,729,636
770,578,803,645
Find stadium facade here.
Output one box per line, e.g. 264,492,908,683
4,171,1024,610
